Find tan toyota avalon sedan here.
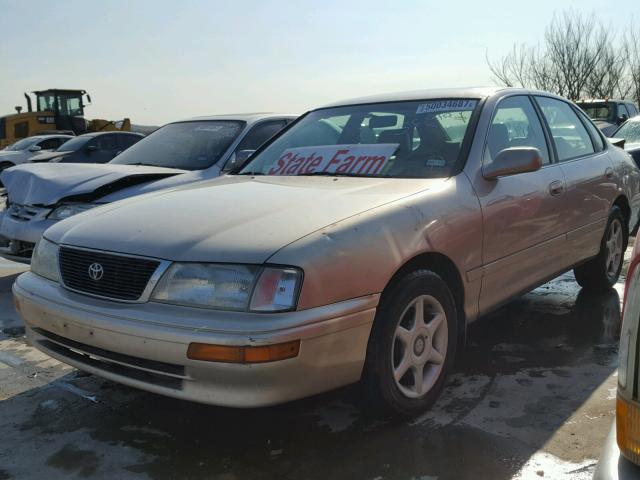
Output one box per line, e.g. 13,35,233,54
12,87,640,416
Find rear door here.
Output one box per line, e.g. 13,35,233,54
91,134,119,163
116,134,141,156
535,96,618,266
476,95,568,313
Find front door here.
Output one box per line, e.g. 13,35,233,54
473,95,568,313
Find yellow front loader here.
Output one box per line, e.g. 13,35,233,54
0,89,131,149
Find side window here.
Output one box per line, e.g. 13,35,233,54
628,104,639,117
535,96,595,162
38,138,61,150
235,121,286,152
91,135,117,150
618,104,630,119
575,109,604,152
485,96,550,165
117,134,141,150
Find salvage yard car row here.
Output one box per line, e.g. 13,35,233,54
0,114,295,261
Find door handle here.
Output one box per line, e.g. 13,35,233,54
605,167,614,179
549,180,564,196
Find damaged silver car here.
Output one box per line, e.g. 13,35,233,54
0,113,295,262
13,87,640,416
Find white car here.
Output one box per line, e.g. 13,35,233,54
0,114,296,262
0,135,74,172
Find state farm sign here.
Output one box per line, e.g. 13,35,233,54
267,144,399,176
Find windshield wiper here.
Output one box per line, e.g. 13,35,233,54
297,171,393,178
297,171,361,177
127,162,158,167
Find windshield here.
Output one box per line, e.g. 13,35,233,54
615,120,640,144
239,99,479,178
110,121,245,170
5,138,38,151
578,103,613,121
56,136,90,152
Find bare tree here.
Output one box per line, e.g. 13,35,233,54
487,10,635,103
627,27,640,106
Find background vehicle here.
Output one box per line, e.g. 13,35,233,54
13,87,640,416
611,116,640,167
0,113,295,262
0,89,133,149
0,134,73,171
577,99,639,137
593,238,640,479
26,131,144,164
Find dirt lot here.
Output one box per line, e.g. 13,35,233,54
0,254,625,480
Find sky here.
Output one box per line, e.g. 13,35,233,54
0,0,638,125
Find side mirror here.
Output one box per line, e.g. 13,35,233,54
85,145,98,153
610,137,626,149
482,147,543,180
618,115,629,125
28,145,41,152
226,149,256,171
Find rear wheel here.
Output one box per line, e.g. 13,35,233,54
574,206,627,291
363,270,457,417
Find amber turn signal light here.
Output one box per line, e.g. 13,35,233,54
187,340,300,364
617,395,640,464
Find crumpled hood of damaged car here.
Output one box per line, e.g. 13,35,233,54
0,163,185,205
45,175,447,264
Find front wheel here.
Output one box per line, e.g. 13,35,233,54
363,270,457,417
574,206,628,291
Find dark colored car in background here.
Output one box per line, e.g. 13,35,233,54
577,99,639,137
611,116,640,168
28,131,144,164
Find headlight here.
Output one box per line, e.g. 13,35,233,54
31,238,60,282
151,264,302,312
48,203,99,220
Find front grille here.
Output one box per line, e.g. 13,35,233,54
59,247,160,301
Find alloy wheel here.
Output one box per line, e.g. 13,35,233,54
391,294,448,398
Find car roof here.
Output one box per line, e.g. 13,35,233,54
319,87,568,108
27,134,75,140
175,113,298,125
77,131,145,138
576,99,628,104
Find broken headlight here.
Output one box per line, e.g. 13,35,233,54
151,264,302,312
48,203,99,220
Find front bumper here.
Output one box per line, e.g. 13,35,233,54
0,211,56,262
593,422,640,479
13,272,377,407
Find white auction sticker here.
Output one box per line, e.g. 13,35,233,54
416,99,478,114
267,144,399,176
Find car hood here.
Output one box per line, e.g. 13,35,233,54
1,163,185,206
625,142,640,152
46,175,446,264
28,151,69,162
0,150,22,157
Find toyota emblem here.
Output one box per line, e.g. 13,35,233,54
88,263,104,281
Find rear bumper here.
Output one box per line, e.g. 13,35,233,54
13,272,377,407
593,422,640,479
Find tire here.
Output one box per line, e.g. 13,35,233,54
0,162,13,187
574,206,628,291
363,270,458,417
